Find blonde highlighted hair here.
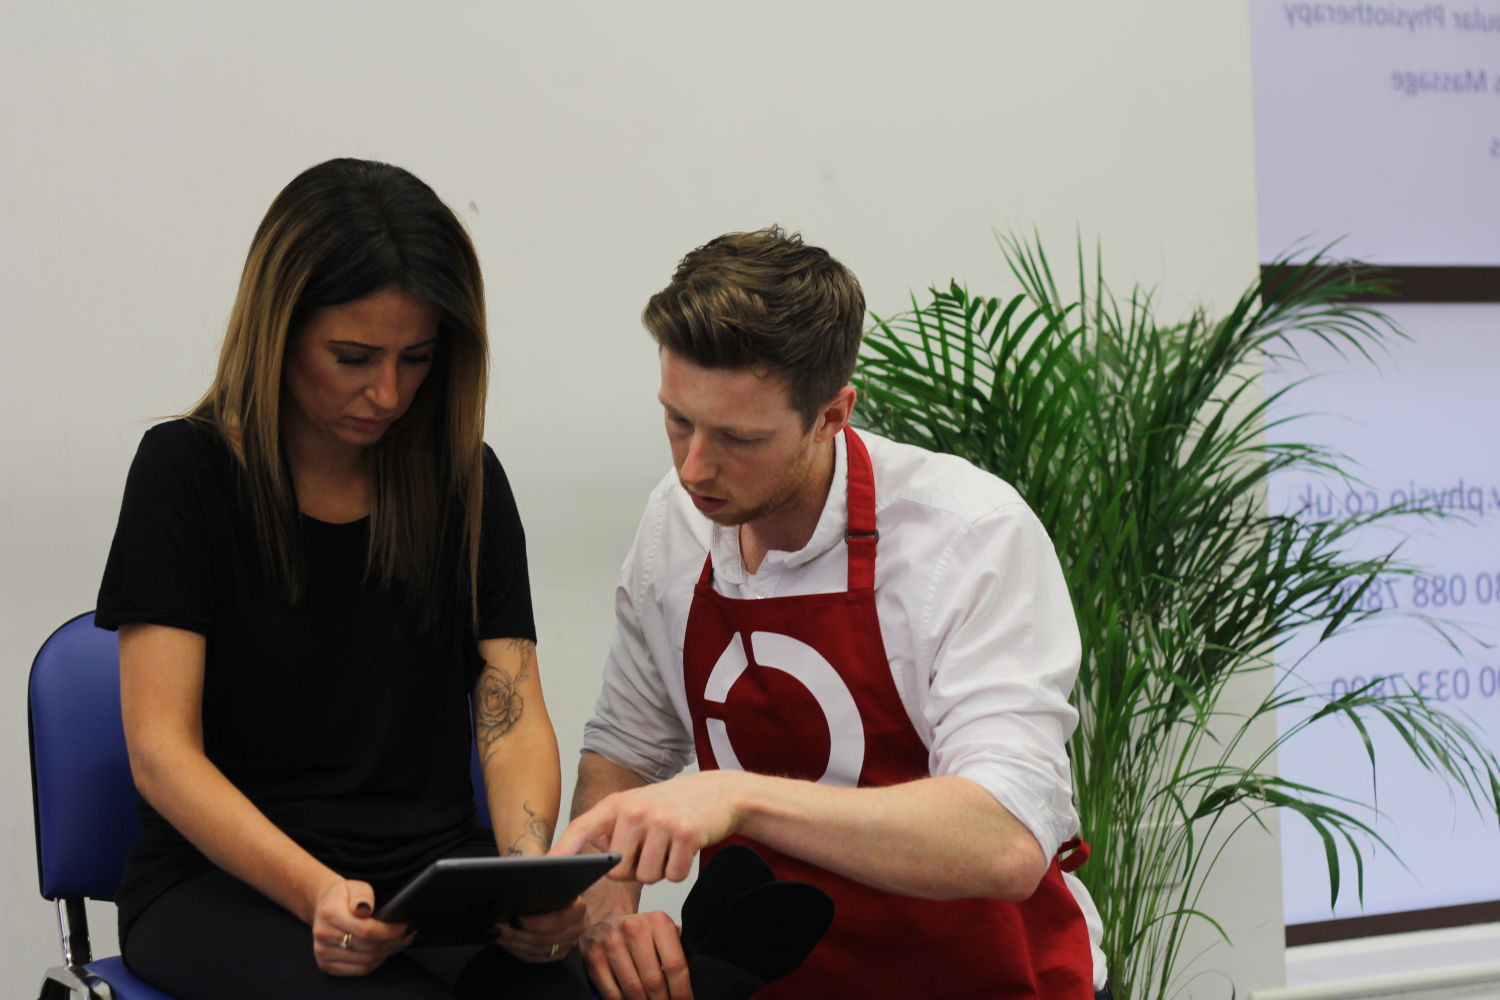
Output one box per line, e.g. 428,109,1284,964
195,158,489,626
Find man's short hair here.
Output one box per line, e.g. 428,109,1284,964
642,226,865,427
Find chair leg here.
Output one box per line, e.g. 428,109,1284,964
40,967,83,999
39,964,112,1000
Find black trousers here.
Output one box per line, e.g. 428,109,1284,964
124,868,589,1000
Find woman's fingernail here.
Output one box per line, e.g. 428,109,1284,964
355,902,372,916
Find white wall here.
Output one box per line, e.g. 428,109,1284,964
0,1,1269,991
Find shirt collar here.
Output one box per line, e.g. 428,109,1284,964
709,430,850,582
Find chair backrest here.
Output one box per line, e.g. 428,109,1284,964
29,612,494,905
469,741,491,829
29,612,140,902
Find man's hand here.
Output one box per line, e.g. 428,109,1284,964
551,770,753,884
581,908,692,1000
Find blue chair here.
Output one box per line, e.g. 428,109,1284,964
28,612,497,1000
29,612,167,999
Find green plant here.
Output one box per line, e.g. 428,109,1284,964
852,238,1500,999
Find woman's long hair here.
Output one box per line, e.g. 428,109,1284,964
194,158,488,628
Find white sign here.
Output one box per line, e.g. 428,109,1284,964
1265,304,1500,925
1251,2,1500,266
1251,0,1500,928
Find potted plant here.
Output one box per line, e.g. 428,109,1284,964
852,238,1500,999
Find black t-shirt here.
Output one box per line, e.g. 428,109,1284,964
96,419,536,932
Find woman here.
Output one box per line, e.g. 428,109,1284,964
96,158,586,998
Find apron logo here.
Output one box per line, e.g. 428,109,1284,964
702,630,865,786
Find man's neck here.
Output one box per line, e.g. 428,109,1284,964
737,437,838,575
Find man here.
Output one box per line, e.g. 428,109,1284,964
551,228,1107,1000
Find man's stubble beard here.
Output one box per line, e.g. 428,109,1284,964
694,442,817,529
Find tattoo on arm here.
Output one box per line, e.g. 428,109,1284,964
474,639,533,763
505,801,554,856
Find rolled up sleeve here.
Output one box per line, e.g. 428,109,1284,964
921,500,1082,857
581,487,696,782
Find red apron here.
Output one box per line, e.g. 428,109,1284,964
682,428,1095,999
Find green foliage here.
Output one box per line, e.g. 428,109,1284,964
853,238,1500,999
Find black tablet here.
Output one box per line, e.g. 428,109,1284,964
375,854,621,945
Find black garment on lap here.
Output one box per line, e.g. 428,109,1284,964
95,419,536,940
125,867,588,1000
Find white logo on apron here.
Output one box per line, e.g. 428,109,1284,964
702,631,865,787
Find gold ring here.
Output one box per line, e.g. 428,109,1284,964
340,931,353,950
550,943,559,959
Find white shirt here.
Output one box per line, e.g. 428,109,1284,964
583,428,1106,983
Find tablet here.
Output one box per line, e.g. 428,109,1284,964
375,854,621,945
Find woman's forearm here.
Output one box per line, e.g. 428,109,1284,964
474,637,562,855
132,741,343,922
485,717,563,857
120,624,342,924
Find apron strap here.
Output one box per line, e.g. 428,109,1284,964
843,428,878,592
1058,837,1091,873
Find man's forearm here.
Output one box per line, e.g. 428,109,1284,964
572,750,651,818
733,772,1049,900
559,766,1051,902
572,751,651,914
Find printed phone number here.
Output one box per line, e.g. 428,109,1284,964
1332,570,1500,611
1329,666,1500,703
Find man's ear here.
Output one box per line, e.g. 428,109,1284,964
812,386,857,443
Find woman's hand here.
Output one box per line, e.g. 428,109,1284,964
494,896,588,964
311,879,414,976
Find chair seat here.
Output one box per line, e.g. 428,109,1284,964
47,948,605,999
71,955,602,999
84,957,176,1000
39,956,175,1000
